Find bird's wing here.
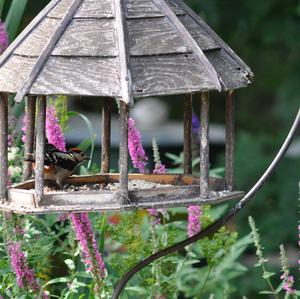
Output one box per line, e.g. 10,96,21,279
45,151,77,172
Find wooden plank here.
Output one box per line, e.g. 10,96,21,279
8,189,36,207
53,19,118,56
152,0,221,91
206,49,251,90
131,54,217,98
199,91,209,199
0,0,61,68
48,0,115,19
0,93,8,202
225,90,235,191
127,17,190,56
32,57,121,97
15,0,85,103
178,14,220,51
35,96,46,206
125,0,184,18
101,100,111,173
183,94,192,174
22,96,36,181
119,102,129,203
114,0,133,105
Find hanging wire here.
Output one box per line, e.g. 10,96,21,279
112,107,300,299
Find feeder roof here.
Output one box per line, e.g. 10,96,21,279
0,0,253,104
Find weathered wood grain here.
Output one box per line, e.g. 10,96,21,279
205,49,251,90
183,94,192,174
31,57,121,97
125,0,184,18
0,93,8,202
225,90,235,191
15,0,85,103
179,14,220,51
35,96,46,206
127,17,190,56
199,91,209,199
131,54,216,98
48,0,115,19
22,96,36,181
53,19,118,56
101,100,111,173
15,18,60,57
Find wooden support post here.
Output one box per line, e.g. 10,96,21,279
200,91,210,199
183,94,192,174
119,101,129,204
101,100,111,173
35,96,46,206
22,96,37,181
225,90,235,191
0,93,8,202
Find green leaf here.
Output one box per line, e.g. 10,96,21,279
64,259,75,271
262,271,275,279
43,276,71,287
5,0,28,41
259,290,277,295
0,0,5,17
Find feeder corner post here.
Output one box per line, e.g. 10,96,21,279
225,90,235,191
119,101,129,204
22,96,37,181
0,93,8,203
35,95,47,206
183,94,193,175
200,91,210,199
101,99,112,174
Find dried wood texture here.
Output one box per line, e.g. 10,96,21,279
225,90,235,191
22,96,37,181
119,102,129,203
0,93,8,202
35,96,46,205
131,54,216,97
183,94,192,174
200,91,210,199
101,100,111,173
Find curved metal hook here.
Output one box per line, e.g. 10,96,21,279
112,108,300,299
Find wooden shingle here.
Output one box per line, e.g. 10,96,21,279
0,0,253,103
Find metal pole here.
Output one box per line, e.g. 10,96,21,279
119,101,129,204
0,93,8,202
35,95,46,206
183,94,192,174
22,96,37,181
200,91,209,198
225,90,235,191
101,100,111,173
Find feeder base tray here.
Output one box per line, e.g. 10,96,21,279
0,174,244,214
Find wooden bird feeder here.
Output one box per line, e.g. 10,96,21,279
0,0,253,214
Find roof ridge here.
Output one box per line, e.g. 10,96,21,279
152,0,222,92
15,0,85,103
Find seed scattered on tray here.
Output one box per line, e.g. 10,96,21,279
44,180,172,193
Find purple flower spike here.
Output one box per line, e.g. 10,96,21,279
8,242,39,292
70,213,106,281
0,21,8,55
187,205,202,237
192,113,200,135
128,118,148,173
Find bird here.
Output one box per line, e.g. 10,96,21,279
25,141,90,186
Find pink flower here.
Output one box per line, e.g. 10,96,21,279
153,162,167,174
21,114,28,144
187,205,202,237
281,274,296,295
0,21,8,54
46,106,66,151
7,242,39,291
128,118,148,173
70,213,106,282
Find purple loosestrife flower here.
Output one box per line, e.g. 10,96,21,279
21,114,28,144
128,117,148,173
8,242,39,291
187,205,202,237
192,113,200,135
70,213,106,282
0,21,8,55
281,274,296,295
46,105,66,151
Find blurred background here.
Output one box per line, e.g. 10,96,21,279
3,0,300,296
